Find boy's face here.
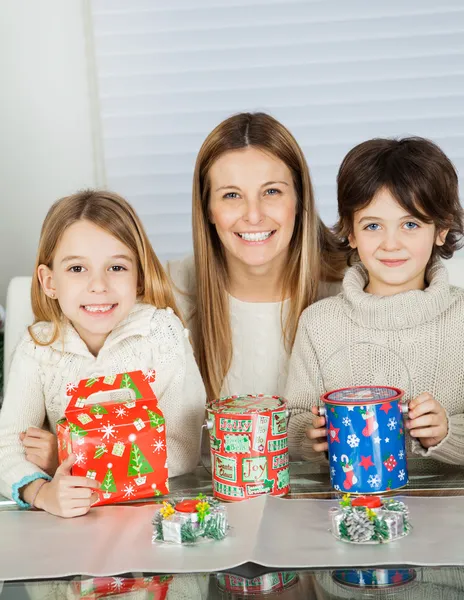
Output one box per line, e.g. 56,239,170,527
38,220,138,355
348,188,448,296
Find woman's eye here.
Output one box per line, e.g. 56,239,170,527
265,188,280,196
404,221,419,230
109,265,126,272
69,266,84,273
365,223,380,231
223,192,240,199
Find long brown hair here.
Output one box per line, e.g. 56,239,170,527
335,137,464,264
192,112,345,400
30,189,180,345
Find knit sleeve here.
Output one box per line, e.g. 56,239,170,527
148,308,206,477
285,310,328,468
0,338,51,506
411,411,464,465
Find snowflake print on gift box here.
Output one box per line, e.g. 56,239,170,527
398,469,406,481
100,424,118,441
110,578,125,592
151,439,165,454
331,467,336,477
74,451,87,467
143,369,156,382
334,484,341,491
342,417,351,426
123,483,136,499
368,474,381,489
387,417,398,431
399,450,405,460
347,434,360,449
114,406,128,419
66,382,78,395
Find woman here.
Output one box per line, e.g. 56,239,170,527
169,112,346,401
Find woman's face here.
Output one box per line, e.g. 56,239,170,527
208,147,298,272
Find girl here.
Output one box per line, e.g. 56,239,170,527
0,190,206,516
168,112,346,401
286,137,464,471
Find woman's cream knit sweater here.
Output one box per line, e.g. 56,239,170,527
0,303,206,505
286,260,464,472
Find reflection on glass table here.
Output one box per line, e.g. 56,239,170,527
1,460,464,511
2,567,464,599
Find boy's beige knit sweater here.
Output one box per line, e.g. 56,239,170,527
0,303,206,505
286,260,464,473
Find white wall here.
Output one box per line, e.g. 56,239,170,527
0,0,99,307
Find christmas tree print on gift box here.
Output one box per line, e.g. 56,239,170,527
56,370,169,506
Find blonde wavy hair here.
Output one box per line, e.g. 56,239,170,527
192,112,346,400
30,189,180,345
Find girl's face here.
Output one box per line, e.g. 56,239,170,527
349,188,448,296
208,147,297,274
38,220,138,355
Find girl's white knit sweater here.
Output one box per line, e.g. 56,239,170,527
286,260,464,472
0,303,206,506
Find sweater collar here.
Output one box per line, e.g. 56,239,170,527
48,303,155,357
341,260,452,330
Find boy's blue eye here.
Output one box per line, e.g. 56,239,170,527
404,221,419,230
365,223,380,231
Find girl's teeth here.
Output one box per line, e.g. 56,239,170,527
84,305,114,313
238,231,273,242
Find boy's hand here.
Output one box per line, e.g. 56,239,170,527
306,406,328,453
20,427,59,476
34,454,100,518
407,392,448,449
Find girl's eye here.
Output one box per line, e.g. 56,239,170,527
365,223,381,231
265,188,280,196
223,192,240,199
69,266,85,273
404,221,419,230
109,265,126,272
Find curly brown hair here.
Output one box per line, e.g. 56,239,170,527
335,137,464,263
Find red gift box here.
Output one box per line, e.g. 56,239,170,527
73,575,173,599
56,370,169,506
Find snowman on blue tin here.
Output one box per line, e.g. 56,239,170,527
321,385,408,494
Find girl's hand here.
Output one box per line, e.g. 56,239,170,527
34,454,101,518
306,406,328,453
20,427,59,477
407,392,448,449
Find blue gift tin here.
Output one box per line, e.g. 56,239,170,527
332,568,416,589
321,385,408,494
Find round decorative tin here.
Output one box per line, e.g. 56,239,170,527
321,386,408,494
332,568,417,590
206,395,290,501
217,571,298,596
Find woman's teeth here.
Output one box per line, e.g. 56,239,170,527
83,304,114,313
237,231,273,242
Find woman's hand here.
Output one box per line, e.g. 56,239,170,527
20,427,59,476
407,392,448,449
34,454,101,518
306,406,328,452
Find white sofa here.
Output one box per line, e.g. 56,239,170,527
3,257,464,388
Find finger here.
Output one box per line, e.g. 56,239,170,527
409,426,446,439
311,406,324,418
407,414,439,431
25,451,46,467
409,399,441,420
22,437,47,450
313,440,329,453
67,487,93,500
308,427,327,440
59,506,91,519
55,453,76,476
408,393,434,411
311,416,326,429
25,427,53,439
60,476,101,489
19,432,26,442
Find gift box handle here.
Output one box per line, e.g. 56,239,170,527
85,389,136,405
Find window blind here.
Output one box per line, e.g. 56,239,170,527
90,0,464,261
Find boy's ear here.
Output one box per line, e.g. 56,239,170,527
348,233,357,249
435,228,449,247
37,264,57,299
